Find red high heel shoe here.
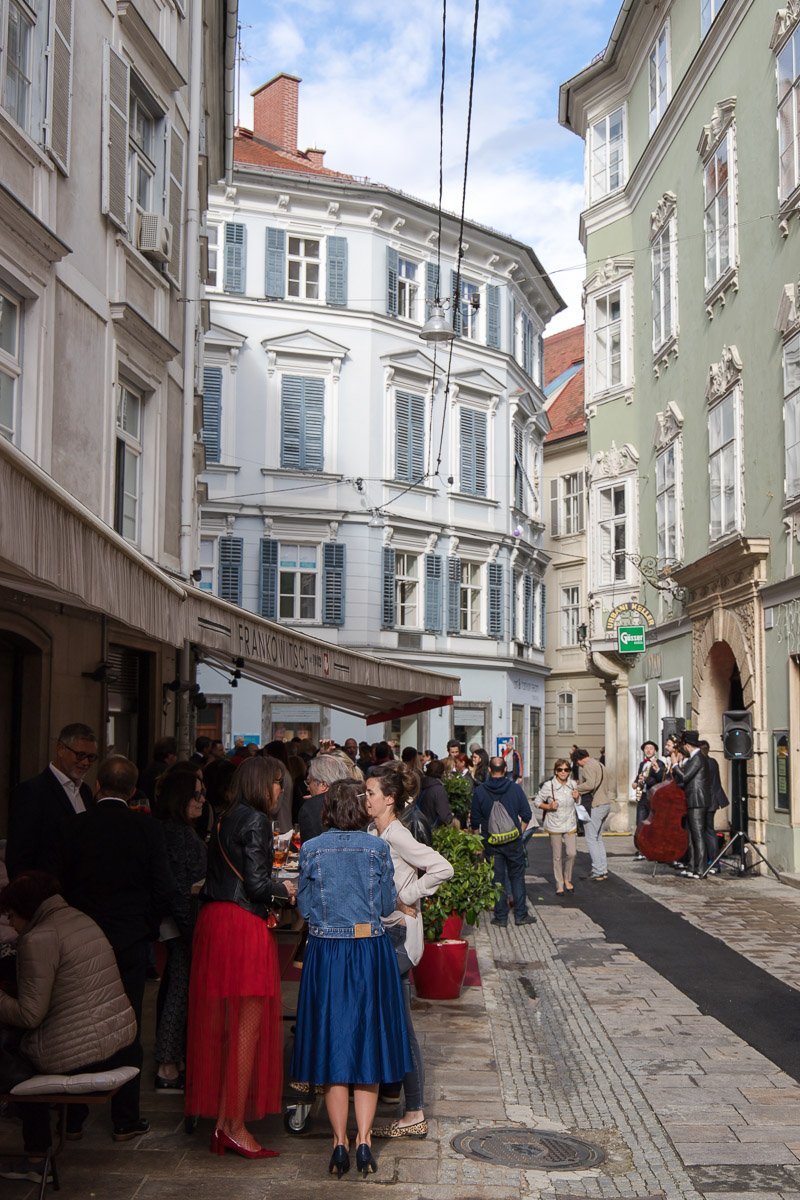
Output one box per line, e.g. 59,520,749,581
216,1129,279,1159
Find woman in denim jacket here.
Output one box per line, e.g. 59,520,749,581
290,780,412,1180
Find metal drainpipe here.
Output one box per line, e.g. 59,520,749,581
178,0,203,582
224,0,238,186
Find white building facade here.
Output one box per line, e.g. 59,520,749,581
197,77,564,787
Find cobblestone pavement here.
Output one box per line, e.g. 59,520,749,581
2,842,799,1199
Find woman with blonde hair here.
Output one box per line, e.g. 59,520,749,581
534,759,580,895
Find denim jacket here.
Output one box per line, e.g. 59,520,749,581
297,829,396,938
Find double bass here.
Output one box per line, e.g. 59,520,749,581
634,777,688,863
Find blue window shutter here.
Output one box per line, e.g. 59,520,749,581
487,285,501,349
538,332,545,387
511,569,519,640
224,222,246,293
326,236,348,306
523,572,534,645
387,246,399,316
451,268,463,334
523,313,534,377
424,554,443,632
514,425,524,511
426,261,439,313
382,547,396,627
396,392,424,481
511,295,517,356
219,536,243,605
201,366,222,463
488,562,504,639
474,411,487,496
539,581,547,648
446,556,461,633
265,227,285,299
281,376,324,470
460,409,475,494
259,538,278,619
322,542,346,625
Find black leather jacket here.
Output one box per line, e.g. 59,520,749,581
202,803,288,920
672,751,712,810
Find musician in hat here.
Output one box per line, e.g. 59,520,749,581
671,731,713,878
632,741,666,859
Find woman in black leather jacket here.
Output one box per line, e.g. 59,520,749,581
185,756,295,1159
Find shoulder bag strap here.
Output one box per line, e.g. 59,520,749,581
216,818,244,882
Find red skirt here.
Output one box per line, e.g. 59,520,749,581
185,901,283,1119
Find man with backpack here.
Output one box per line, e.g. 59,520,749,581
470,758,536,928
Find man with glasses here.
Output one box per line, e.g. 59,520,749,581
6,723,98,880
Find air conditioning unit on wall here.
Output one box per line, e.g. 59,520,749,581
138,213,173,263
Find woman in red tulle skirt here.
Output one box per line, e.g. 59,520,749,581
186,756,295,1158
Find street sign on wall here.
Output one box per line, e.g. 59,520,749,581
618,626,646,654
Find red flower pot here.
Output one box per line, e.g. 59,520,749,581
441,914,464,941
412,938,468,1000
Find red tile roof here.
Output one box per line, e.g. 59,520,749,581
233,129,353,179
544,324,585,445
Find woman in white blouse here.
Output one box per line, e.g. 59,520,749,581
535,758,580,895
365,763,453,1140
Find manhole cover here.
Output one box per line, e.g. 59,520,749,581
451,1126,606,1170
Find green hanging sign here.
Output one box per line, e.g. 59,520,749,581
618,626,646,654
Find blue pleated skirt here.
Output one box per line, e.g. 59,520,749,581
290,933,413,1086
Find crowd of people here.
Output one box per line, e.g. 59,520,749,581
0,720,729,1184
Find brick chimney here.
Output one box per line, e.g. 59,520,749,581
251,74,301,150
305,147,325,168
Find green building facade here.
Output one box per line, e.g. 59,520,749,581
560,0,800,870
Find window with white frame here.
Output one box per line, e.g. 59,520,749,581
398,258,419,320
784,331,800,501
597,482,629,586
592,289,622,393
206,224,218,288
2,0,34,129
701,0,727,37
590,106,625,202
196,536,216,591
550,471,586,536
460,561,482,633
708,389,741,540
279,545,318,620
652,218,676,352
114,383,144,543
656,442,680,561
557,691,575,733
777,26,800,202
649,24,670,133
703,131,735,292
395,552,420,628
560,586,581,646
129,87,159,229
0,287,21,441
287,237,320,300
457,279,480,340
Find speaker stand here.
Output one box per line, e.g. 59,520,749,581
701,761,781,881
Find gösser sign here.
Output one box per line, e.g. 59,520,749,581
618,626,646,654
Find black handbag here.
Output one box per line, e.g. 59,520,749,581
399,800,433,847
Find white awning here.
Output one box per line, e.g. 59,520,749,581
186,587,460,723
0,437,185,645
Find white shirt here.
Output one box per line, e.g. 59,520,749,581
49,763,86,814
368,819,453,967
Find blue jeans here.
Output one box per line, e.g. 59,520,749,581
491,840,528,923
585,804,610,876
400,975,424,1110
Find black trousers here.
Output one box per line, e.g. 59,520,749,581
686,808,707,876
703,808,720,865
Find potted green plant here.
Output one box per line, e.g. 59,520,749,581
443,773,472,826
414,827,501,1000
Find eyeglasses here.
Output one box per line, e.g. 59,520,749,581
555,768,571,774
64,746,98,764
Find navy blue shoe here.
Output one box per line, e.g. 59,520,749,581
328,1145,350,1179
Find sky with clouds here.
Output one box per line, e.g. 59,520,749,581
236,0,623,332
